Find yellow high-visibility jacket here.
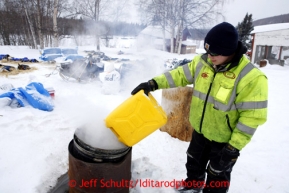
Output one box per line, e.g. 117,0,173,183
153,54,268,150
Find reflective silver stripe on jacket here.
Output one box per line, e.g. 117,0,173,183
236,101,268,109
193,90,267,111
237,122,256,135
182,64,194,84
164,72,176,87
179,61,202,85
164,62,198,87
192,62,203,85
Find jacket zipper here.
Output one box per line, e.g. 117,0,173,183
199,72,217,133
226,114,233,132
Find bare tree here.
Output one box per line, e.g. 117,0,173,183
136,0,182,53
106,0,129,22
175,0,229,54
0,0,12,45
53,0,59,47
167,0,179,53
69,0,107,51
136,0,169,51
137,0,229,54
0,0,140,47
23,1,37,48
175,0,184,54
35,0,44,49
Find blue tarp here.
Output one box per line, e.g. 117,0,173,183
10,57,22,61
1,54,38,62
39,54,63,61
39,47,83,62
0,54,9,60
39,48,63,61
0,82,54,111
61,49,78,55
9,57,38,62
42,48,62,55
65,55,84,61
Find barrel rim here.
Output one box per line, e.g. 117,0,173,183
73,134,131,160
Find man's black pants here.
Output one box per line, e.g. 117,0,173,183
185,131,238,193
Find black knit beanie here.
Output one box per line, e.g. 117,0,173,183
204,22,239,56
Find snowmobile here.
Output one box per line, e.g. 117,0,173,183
59,53,104,82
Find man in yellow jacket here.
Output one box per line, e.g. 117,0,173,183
131,22,268,193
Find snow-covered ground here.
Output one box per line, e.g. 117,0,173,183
0,43,289,193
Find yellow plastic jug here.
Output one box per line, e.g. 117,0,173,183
105,90,167,146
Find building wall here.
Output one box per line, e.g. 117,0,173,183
181,45,196,54
252,29,289,63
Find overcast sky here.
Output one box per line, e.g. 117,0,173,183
220,0,289,26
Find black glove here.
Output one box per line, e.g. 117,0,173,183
131,79,158,95
219,143,240,168
208,144,240,175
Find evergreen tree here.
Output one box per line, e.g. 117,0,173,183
236,13,254,49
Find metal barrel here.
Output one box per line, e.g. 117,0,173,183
68,139,132,193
